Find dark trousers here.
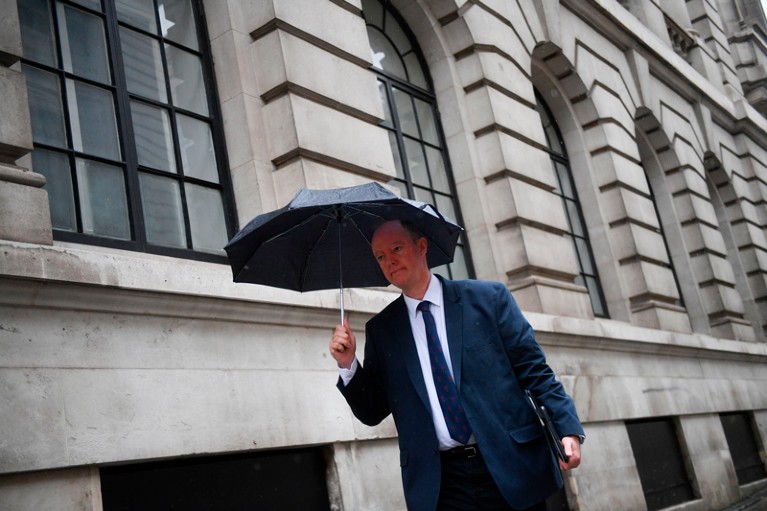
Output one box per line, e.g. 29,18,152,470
438,450,546,511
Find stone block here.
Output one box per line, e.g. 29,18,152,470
253,30,383,120
632,302,692,333
330,440,405,511
249,0,370,64
569,422,646,511
0,0,22,66
678,414,741,509
0,467,102,511
262,94,396,178
0,66,33,161
0,164,52,245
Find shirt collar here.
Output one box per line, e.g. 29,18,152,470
403,274,443,319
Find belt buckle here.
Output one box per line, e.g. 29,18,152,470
465,445,478,458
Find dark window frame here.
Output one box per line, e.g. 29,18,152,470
362,0,474,280
19,0,236,264
535,90,609,317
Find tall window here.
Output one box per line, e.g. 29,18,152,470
361,0,471,280
536,92,608,317
18,0,233,261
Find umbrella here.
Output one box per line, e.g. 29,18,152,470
224,181,463,321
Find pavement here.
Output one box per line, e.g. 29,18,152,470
719,488,767,511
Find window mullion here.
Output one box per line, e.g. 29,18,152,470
103,0,144,247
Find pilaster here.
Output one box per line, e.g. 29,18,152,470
0,0,52,246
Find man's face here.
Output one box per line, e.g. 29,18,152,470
371,221,429,296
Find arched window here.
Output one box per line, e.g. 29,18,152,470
361,0,472,280
536,91,608,317
17,0,234,261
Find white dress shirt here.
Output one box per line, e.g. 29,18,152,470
339,274,471,450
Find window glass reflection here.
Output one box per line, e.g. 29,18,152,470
185,184,228,253
367,28,406,79
58,4,111,83
67,79,120,160
76,159,130,240
120,27,168,102
177,114,217,182
18,0,58,67
33,149,76,231
166,45,208,115
131,101,177,173
160,0,199,50
24,65,67,148
116,0,157,33
140,172,187,248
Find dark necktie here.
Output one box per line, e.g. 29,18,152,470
417,301,472,445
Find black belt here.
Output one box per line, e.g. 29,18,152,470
440,444,480,459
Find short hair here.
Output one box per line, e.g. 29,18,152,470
373,219,425,243
399,219,425,243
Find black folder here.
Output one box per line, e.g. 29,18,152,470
525,390,569,463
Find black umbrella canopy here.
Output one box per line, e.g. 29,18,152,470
224,182,463,292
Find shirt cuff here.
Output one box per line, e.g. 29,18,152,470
338,358,359,386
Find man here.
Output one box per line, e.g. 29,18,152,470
330,220,584,511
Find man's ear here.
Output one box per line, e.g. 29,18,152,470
417,237,428,255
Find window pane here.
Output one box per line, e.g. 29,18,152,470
131,101,176,173
120,27,168,102
361,0,384,28
140,172,186,248
575,237,595,275
384,11,410,54
71,0,101,10
394,89,418,138
185,184,228,254
177,115,217,182
166,45,208,115
116,0,157,33
450,246,469,280
33,149,76,231
367,28,406,79
414,98,438,145
18,0,57,67
404,138,428,187
160,0,199,50
425,146,449,193
76,159,130,239
434,193,458,222
566,200,585,237
404,53,427,90
585,276,606,317
24,65,67,148
553,161,573,197
378,81,393,127
58,4,110,83
388,131,405,179
67,80,120,160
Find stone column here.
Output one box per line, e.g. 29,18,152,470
247,0,395,209
0,0,52,246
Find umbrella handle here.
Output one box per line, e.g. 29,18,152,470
338,214,344,325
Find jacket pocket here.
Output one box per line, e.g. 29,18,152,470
509,422,544,444
400,449,409,467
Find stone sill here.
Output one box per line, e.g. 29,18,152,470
2,239,766,362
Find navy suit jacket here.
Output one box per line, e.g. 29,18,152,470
338,277,584,510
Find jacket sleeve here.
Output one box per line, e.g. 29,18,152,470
495,283,585,439
336,322,392,426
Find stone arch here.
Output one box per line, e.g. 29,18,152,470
634,103,755,340
707,152,767,341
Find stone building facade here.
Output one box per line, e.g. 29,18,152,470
1,0,767,510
